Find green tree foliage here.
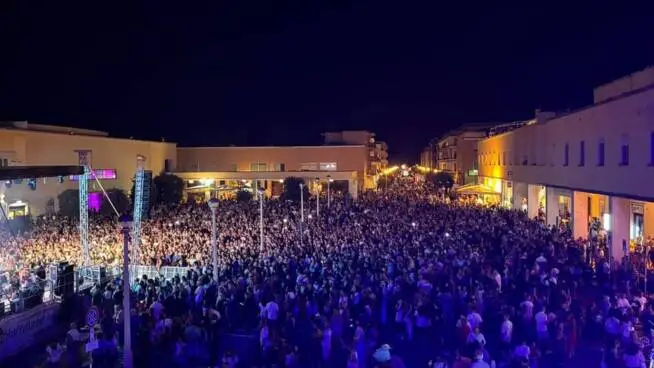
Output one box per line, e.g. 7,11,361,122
57,189,80,219
281,177,308,201
427,171,455,189
153,173,184,205
235,189,253,202
100,188,130,217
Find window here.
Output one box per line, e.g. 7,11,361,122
271,163,286,172
0,158,7,168
620,143,629,166
579,141,585,166
249,163,268,172
230,163,237,172
319,162,337,171
563,143,569,166
502,152,506,166
70,169,117,181
300,162,318,171
164,159,173,172
369,150,375,157
597,140,605,166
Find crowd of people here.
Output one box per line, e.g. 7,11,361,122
2,177,654,367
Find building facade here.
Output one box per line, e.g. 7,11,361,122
323,130,388,180
435,127,490,185
477,67,654,262
0,122,176,216
175,145,368,200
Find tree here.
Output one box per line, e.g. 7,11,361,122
427,171,455,189
281,177,308,201
100,188,130,217
376,176,392,190
235,189,253,202
57,189,80,219
154,173,184,205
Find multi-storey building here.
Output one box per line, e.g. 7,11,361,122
0,123,371,215
477,66,654,262
322,130,388,187
0,121,176,217
434,126,493,185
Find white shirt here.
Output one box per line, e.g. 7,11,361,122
514,344,530,359
521,300,534,319
260,326,271,350
623,351,646,368
467,312,482,330
501,320,513,343
535,311,548,332
265,301,279,320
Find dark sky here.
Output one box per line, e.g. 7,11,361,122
1,2,653,163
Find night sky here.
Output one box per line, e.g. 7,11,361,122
1,2,652,163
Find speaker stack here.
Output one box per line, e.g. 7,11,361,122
55,262,75,297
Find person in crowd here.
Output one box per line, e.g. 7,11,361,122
3,177,652,367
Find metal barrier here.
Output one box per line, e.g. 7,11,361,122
75,265,190,286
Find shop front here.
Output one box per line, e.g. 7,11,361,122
527,184,547,221
501,180,513,209
545,187,572,230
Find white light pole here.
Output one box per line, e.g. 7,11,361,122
327,175,333,209
299,183,305,223
258,188,264,253
315,178,320,218
119,214,133,368
208,198,219,283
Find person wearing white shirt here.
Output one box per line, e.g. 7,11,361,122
265,300,279,322
467,309,483,330
150,298,164,321
500,314,513,346
467,327,486,346
535,306,548,340
514,341,530,360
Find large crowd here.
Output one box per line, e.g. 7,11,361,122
2,177,654,368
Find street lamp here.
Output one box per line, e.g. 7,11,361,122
208,198,219,283
299,183,305,223
258,188,264,253
119,214,133,368
315,177,320,218
327,175,333,208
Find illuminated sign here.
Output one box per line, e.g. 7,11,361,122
69,169,117,181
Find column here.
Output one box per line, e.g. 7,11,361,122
546,187,558,227
573,191,589,240
610,196,630,263
348,179,358,200
527,185,538,219
645,202,654,240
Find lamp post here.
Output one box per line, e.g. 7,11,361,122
327,175,333,209
299,183,305,223
315,178,320,218
258,188,264,253
208,198,219,283
119,214,133,368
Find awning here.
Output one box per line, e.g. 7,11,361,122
455,183,500,196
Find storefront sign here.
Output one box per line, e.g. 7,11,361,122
0,302,59,359
631,202,645,215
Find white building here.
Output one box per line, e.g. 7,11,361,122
477,66,654,262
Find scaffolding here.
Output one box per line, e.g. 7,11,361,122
132,155,146,262
76,150,91,266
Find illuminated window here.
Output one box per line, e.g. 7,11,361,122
579,141,585,166
70,169,117,181
249,163,268,172
319,162,337,171
597,139,605,166
299,162,318,171
563,144,569,166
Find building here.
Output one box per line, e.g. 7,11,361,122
420,145,436,170
174,145,367,200
0,123,379,216
477,66,654,262
322,130,389,180
0,121,176,217
434,125,493,185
